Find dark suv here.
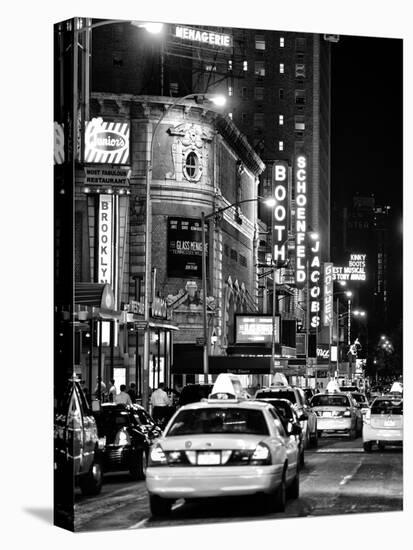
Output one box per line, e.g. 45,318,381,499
54,376,103,496
93,403,161,480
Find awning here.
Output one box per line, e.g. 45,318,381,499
171,347,273,374
73,283,121,320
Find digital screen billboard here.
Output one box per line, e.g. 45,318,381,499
235,315,280,344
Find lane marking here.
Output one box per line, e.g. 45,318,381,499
129,518,148,529
313,448,364,453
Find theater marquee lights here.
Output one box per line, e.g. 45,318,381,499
272,160,290,265
333,253,367,282
295,155,307,287
175,26,233,47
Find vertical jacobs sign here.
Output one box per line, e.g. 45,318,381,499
323,262,333,327
309,234,321,331
98,195,113,284
295,155,307,287
272,160,290,266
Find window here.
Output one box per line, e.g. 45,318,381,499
295,89,306,105
243,60,248,71
183,151,200,181
241,113,248,123
279,88,284,99
241,86,248,99
295,115,305,131
254,86,264,100
279,114,284,125
279,63,285,74
254,113,264,128
279,141,284,151
295,63,306,78
205,64,216,72
112,56,123,67
255,35,266,50
228,85,233,96
254,61,266,77
230,249,238,261
228,59,233,71
228,112,233,119
239,254,247,267
280,36,285,48
169,82,179,96
296,37,307,51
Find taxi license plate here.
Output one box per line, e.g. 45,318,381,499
323,411,332,417
197,452,221,465
384,420,396,427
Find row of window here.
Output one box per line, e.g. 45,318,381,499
254,36,307,51
252,61,306,78
236,86,306,104
224,245,248,267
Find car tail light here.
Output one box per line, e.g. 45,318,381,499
363,410,371,424
250,442,272,465
115,429,131,446
343,409,351,417
149,444,167,465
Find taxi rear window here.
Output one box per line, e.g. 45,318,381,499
311,395,350,407
256,390,296,403
166,408,269,436
371,400,403,415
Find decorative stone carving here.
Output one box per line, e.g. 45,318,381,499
166,123,213,182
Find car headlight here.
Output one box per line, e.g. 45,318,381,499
250,442,272,465
115,429,131,446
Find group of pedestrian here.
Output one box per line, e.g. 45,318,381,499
93,377,139,405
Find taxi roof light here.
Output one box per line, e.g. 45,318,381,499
208,373,244,402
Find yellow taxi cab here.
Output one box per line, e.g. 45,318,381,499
145,374,301,517
310,381,362,438
362,396,403,452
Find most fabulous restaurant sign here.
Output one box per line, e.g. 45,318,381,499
333,253,367,282
98,195,113,284
175,26,233,47
167,217,207,278
84,117,130,164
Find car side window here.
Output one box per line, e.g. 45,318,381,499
268,408,287,437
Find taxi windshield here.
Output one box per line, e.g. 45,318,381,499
351,393,368,404
166,408,269,436
311,395,350,407
371,400,403,415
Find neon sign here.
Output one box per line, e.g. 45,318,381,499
323,263,333,326
295,155,307,287
309,234,321,330
272,160,289,266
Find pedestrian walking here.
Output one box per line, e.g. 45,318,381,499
94,376,107,400
127,383,137,404
150,382,172,423
108,379,117,402
115,384,132,406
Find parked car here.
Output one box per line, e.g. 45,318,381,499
54,376,104,496
178,383,213,407
93,403,161,480
146,374,300,517
310,391,362,438
255,385,318,448
362,397,403,452
255,397,304,468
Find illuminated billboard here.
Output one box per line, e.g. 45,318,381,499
295,155,307,287
309,234,321,331
272,160,290,266
235,315,280,344
323,262,333,326
333,254,367,282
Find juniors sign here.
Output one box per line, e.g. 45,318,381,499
98,195,113,284
84,117,130,164
167,218,207,278
295,155,307,287
175,26,233,47
272,161,289,266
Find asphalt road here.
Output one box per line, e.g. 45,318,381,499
74,435,403,532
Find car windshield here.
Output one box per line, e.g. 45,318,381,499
371,400,403,415
256,390,296,403
311,395,350,407
166,408,269,436
259,399,293,421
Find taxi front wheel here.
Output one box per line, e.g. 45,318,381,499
149,495,173,518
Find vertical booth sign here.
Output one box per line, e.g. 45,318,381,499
98,195,113,284
295,155,307,287
272,160,290,265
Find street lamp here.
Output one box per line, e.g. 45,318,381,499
201,196,275,382
142,93,226,408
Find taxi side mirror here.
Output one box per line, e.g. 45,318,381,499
290,424,302,436
299,412,308,421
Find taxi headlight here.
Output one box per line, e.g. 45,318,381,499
149,444,167,465
250,442,272,465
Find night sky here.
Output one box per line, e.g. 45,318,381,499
331,34,403,328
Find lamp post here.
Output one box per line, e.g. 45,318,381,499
333,289,352,378
142,93,226,408
201,196,276,382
